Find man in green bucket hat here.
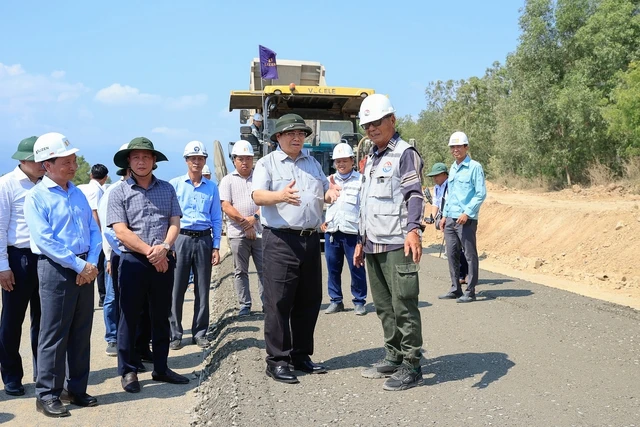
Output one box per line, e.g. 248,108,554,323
253,114,341,385
107,137,189,393
0,137,45,398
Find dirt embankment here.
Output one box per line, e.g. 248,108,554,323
423,181,640,309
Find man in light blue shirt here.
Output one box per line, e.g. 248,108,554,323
169,141,222,350
439,131,487,303
25,133,101,417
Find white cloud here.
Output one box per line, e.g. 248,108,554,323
95,83,207,110
51,70,66,79
0,63,89,116
165,94,208,110
151,126,189,137
95,83,162,106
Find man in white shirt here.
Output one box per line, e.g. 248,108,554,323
0,137,45,397
78,164,109,307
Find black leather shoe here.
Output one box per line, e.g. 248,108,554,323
152,368,189,384
121,372,140,393
293,360,328,374
136,362,147,373
266,365,299,384
60,390,98,407
438,292,462,299
457,294,476,303
193,337,209,348
138,350,154,363
5,381,25,396
36,398,69,418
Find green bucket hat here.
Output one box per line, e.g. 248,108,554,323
269,114,313,143
427,162,448,177
11,136,38,161
113,137,168,169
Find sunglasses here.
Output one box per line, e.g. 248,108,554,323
361,114,392,131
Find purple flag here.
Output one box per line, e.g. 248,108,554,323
259,45,278,80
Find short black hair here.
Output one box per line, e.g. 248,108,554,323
91,164,109,179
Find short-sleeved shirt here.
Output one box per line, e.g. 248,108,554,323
219,170,263,239
169,174,223,249
107,175,182,253
251,148,329,230
78,179,104,210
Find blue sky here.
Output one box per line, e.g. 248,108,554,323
0,0,523,180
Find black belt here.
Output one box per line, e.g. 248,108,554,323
180,228,211,238
38,252,87,261
266,227,317,237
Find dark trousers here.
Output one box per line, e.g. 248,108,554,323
324,231,367,305
35,257,94,401
117,252,173,376
0,247,40,385
170,233,212,341
97,249,105,304
444,218,479,296
262,228,322,367
112,253,152,354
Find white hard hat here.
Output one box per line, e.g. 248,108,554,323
231,140,255,156
448,131,469,146
33,132,79,162
358,94,396,126
183,140,208,158
253,113,263,121
202,164,211,175
332,143,355,160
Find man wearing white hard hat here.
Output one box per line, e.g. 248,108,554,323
321,143,367,316
169,141,222,350
0,137,44,398
202,164,212,180
24,132,101,416
251,113,264,141
354,94,426,391
438,131,486,302
219,140,263,317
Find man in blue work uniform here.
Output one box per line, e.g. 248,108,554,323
108,137,189,393
0,136,44,397
25,132,101,417
252,114,341,385
322,143,367,316
438,131,487,302
169,140,222,350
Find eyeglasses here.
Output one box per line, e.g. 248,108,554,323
361,114,392,131
450,145,468,151
281,131,307,139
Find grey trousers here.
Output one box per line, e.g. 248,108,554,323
229,237,264,309
35,257,94,401
444,217,479,296
170,233,212,340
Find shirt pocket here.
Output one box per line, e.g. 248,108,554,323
454,173,472,191
369,203,401,236
371,174,393,199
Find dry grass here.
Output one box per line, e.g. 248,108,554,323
622,157,640,194
587,160,616,187
491,173,553,192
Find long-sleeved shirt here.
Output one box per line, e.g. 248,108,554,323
25,176,102,273
0,165,40,271
363,133,424,254
433,181,448,212
442,155,486,220
97,180,123,259
169,174,222,249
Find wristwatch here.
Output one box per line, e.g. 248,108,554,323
161,242,170,251
253,213,260,220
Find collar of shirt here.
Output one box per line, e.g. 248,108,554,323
452,155,471,172
11,165,37,183
274,147,310,162
231,169,253,179
181,174,210,186
126,175,159,189
369,132,401,158
42,175,77,191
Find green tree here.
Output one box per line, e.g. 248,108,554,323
604,61,640,156
72,155,91,186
